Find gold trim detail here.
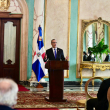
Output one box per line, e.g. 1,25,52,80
76,0,80,78
44,0,71,78
109,27,110,50
0,0,10,11
81,18,110,62
77,17,110,79
81,17,110,45
80,63,110,85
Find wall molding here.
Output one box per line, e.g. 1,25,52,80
17,0,29,80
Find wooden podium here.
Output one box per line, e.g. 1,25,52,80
45,61,69,102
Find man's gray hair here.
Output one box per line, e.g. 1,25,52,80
51,39,56,43
0,78,18,107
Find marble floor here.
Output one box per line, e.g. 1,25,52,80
23,84,99,110
25,86,99,92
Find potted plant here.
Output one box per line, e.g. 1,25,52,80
88,38,110,63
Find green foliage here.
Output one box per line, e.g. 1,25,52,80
88,38,110,56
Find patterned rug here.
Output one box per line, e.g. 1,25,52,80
14,91,97,109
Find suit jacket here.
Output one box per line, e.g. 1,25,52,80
83,55,87,61
0,105,15,110
44,48,65,62
104,54,110,61
95,78,110,110
87,55,92,61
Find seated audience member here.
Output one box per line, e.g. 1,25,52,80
87,51,92,61
86,78,110,110
83,51,87,61
0,78,18,110
104,53,110,62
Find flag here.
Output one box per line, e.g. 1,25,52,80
32,26,46,82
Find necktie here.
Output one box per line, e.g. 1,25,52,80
54,48,57,59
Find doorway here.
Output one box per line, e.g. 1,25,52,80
0,12,22,83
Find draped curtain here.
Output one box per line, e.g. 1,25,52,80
92,23,97,46
97,22,104,43
83,31,86,52
104,24,109,45
85,23,105,52
86,25,93,52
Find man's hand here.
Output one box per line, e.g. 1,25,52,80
45,54,47,59
65,56,69,61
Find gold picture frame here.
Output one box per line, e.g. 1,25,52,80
77,17,110,78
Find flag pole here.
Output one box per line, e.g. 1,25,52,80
32,25,46,89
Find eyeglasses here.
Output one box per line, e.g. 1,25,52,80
52,42,57,43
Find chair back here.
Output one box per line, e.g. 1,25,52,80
85,77,104,110
85,77,104,99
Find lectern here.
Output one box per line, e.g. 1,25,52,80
45,60,69,102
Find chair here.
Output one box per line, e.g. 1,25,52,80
76,77,104,110
85,77,110,110
85,77,104,100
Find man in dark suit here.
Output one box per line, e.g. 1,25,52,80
86,78,110,110
0,78,18,110
44,39,68,62
83,51,87,61
104,53,110,62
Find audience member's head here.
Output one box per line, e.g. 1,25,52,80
83,51,87,55
0,78,18,107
